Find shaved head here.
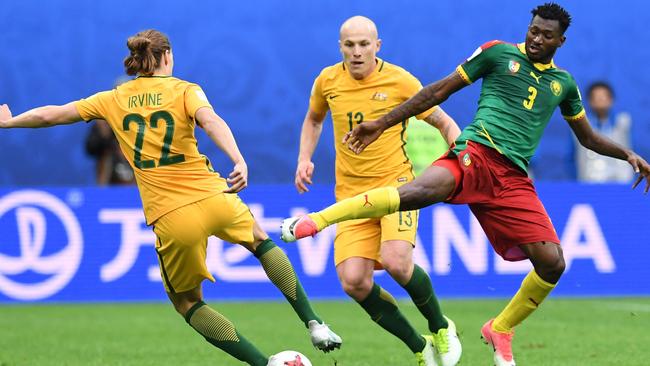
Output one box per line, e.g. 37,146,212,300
339,16,378,41
338,16,381,80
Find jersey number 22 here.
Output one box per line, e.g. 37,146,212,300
122,110,185,169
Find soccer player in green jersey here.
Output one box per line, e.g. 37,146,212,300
281,3,650,365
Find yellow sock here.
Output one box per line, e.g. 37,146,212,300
309,187,400,230
492,269,556,333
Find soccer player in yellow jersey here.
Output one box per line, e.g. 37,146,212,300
291,16,462,366
0,29,341,366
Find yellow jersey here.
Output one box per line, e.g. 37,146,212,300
75,76,227,224
309,59,437,200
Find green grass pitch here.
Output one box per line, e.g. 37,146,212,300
1,298,649,365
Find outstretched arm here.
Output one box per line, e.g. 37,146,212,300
569,115,650,192
0,103,82,128
422,106,462,146
379,71,467,130
196,107,248,193
344,71,467,154
295,108,327,193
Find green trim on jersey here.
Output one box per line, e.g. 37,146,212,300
399,119,415,177
155,237,175,294
453,41,585,172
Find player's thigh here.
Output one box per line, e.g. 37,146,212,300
334,219,382,267
380,240,414,271
153,202,214,294
379,211,417,278
202,193,257,246
399,165,456,210
380,240,414,260
470,190,559,262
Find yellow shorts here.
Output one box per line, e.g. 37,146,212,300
152,193,255,293
334,209,418,267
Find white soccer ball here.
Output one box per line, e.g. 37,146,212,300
267,350,313,366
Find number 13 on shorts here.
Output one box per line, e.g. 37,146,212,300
398,210,417,231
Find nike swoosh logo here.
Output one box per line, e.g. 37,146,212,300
329,95,339,99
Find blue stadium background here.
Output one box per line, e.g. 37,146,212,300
1,1,650,303
1,0,649,185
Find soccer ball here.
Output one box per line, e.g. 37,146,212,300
267,350,313,366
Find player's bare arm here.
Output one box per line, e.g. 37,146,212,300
344,71,467,154
423,107,462,146
0,102,81,128
295,108,327,193
0,104,11,122
196,106,248,193
569,114,650,192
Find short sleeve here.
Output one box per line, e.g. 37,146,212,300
184,84,213,120
74,91,113,121
456,40,506,84
401,72,438,120
560,77,586,122
308,72,328,115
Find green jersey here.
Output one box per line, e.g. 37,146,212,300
454,40,585,172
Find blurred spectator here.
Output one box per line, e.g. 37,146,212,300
405,117,450,176
574,81,632,182
85,77,135,185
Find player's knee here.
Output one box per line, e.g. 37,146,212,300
340,274,373,300
550,255,566,278
171,299,193,316
168,289,203,317
382,257,412,283
539,253,566,283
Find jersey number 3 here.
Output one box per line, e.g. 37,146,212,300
523,86,538,110
122,111,185,169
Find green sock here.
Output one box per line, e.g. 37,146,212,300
185,301,268,366
403,264,448,333
255,239,322,327
357,283,426,353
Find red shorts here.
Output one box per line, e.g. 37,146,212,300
433,141,560,261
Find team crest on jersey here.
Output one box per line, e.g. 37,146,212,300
508,60,520,73
371,91,388,101
462,152,472,166
550,80,562,96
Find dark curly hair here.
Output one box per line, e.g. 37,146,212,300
531,3,572,34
